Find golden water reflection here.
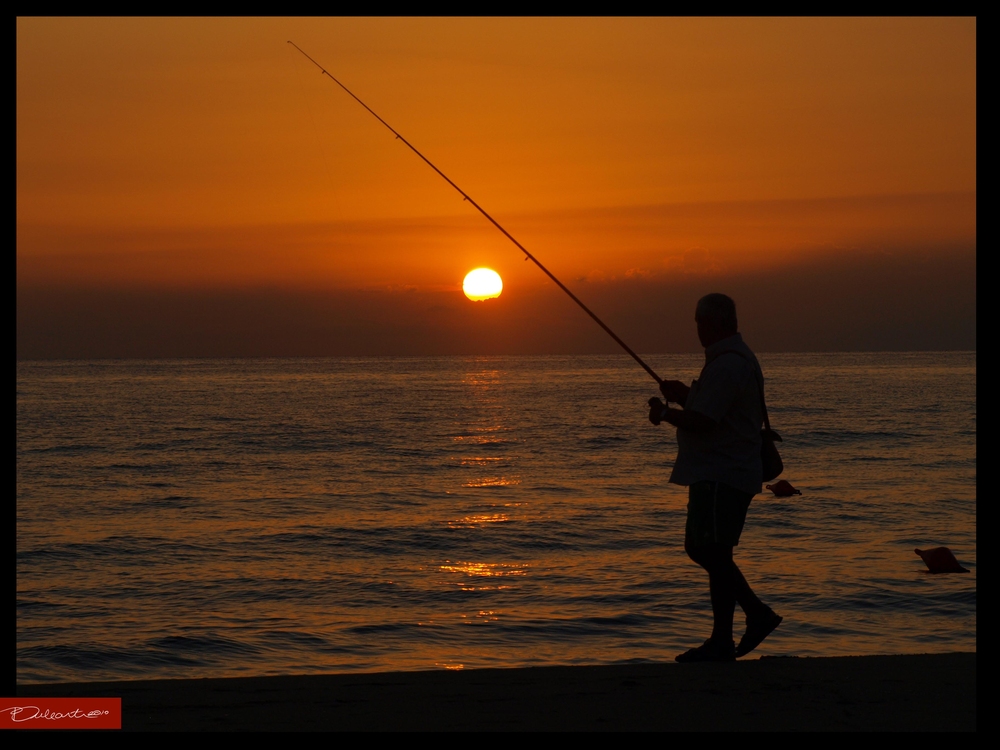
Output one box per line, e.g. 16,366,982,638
459,610,501,624
440,561,529,578
452,435,509,445
439,560,529,591
461,477,520,488
448,513,511,528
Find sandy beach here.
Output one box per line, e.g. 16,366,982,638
17,652,974,731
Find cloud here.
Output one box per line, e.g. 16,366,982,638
18,247,975,359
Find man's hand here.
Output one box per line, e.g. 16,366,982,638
659,380,691,405
650,395,717,432
648,397,666,425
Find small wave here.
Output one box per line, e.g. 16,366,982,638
149,634,261,657
24,444,100,455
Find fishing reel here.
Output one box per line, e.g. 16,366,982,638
648,397,667,425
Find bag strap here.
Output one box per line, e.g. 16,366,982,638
702,349,775,434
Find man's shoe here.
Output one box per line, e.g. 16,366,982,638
675,638,736,663
736,613,783,657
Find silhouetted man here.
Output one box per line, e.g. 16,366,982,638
649,293,782,661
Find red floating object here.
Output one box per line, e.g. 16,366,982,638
765,480,801,497
915,547,970,574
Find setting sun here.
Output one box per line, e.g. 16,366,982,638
463,268,503,301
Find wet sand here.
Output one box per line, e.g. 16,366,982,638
18,652,975,731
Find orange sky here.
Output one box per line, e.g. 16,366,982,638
18,18,975,286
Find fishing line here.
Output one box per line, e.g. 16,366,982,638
288,41,663,385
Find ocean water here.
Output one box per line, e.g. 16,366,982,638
16,352,976,683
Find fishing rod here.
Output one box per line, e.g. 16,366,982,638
288,41,663,385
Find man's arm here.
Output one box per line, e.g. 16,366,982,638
648,398,718,433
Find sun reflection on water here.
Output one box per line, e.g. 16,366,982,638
461,477,520,488
439,561,529,577
452,435,509,444
459,610,501,624
448,513,511,528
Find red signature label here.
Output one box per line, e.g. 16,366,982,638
1,698,121,729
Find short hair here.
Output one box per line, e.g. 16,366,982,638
696,293,738,332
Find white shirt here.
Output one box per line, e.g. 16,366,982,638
668,333,764,495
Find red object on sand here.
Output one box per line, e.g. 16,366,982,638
914,547,970,574
765,480,801,497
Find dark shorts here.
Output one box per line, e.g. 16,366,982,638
685,481,754,549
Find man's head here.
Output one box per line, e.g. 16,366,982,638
695,293,738,348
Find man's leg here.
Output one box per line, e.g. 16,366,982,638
733,561,782,656
686,542,736,644
683,481,781,658
687,544,779,651
732,562,771,622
